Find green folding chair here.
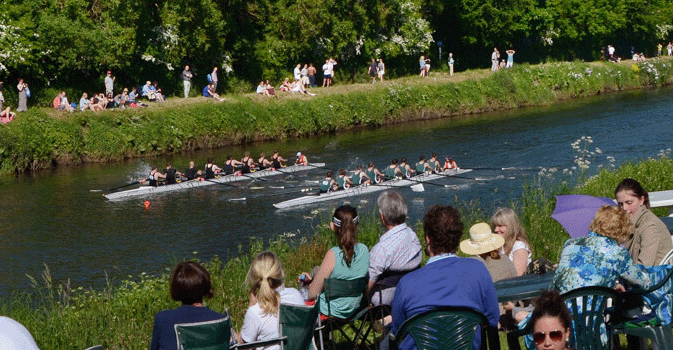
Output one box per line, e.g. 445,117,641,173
322,276,378,349
390,306,500,350
235,302,323,350
174,313,232,350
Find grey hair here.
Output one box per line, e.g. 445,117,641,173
377,190,407,225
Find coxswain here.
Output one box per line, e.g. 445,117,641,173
224,155,242,175
336,169,353,190
415,155,434,174
319,171,337,193
295,152,308,166
384,158,404,180
351,165,371,186
204,158,223,179
140,165,166,186
427,152,441,173
399,157,413,178
365,162,385,184
184,161,202,180
257,153,274,170
164,163,183,185
271,150,288,169
241,151,256,174
444,156,458,170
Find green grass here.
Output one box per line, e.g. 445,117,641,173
3,59,673,175
4,154,672,349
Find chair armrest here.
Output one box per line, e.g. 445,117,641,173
506,327,528,350
233,336,287,349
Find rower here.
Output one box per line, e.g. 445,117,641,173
416,155,434,174
351,165,371,186
365,162,385,184
399,157,413,178
295,152,308,166
257,153,273,170
164,163,183,185
319,171,337,193
384,158,404,180
224,155,242,175
427,152,441,173
444,156,458,170
184,161,202,180
241,151,256,174
140,165,166,186
336,169,353,190
271,150,288,169
204,158,223,179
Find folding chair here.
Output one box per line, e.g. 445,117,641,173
322,277,377,349
390,306,500,350
506,286,620,350
174,313,232,350
235,302,324,350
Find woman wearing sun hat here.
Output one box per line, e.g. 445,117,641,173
460,222,517,283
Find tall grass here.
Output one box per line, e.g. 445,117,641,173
2,59,673,175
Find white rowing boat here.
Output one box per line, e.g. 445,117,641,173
273,168,473,209
104,163,326,201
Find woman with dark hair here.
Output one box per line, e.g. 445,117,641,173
615,178,672,266
529,290,572,350
298,205,369,318
150,261,227,350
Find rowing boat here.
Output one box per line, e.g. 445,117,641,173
104,163,326,201
273,168,473,209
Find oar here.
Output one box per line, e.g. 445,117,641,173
301,163,335,171
239,172,268,181
202,177,239,188
230,187,316,201
466,166,541,171
90,181,141,192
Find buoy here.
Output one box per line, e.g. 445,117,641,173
144,200,151,209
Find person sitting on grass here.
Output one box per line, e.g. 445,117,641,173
53,91,74,112
256,81,270,96
237,251,304,349
150,261,228,350
0,106,16,124
142,81,155,100
128,87,147,108
291,79,315,96
202,84,225,101
265,80,276,96
79,93,90,111
279,78,292,92
153,81,165,103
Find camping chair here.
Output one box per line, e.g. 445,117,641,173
506,286,621,350
174,312,232,350
368,268,418,335
390,306,500,350
614,264,673,350
235,302,324,350
322,276,377,349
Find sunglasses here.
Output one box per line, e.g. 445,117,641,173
532,330,564,344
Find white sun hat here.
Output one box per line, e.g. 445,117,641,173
460,222,505,255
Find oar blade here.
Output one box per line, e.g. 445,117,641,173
411,183,425,192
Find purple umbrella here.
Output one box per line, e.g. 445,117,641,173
552,195,617,238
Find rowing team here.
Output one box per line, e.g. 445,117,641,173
140,151,309,186
319,153,458,193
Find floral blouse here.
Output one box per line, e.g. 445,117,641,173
553,232,651,293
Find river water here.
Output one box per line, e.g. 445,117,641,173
2,88,673,295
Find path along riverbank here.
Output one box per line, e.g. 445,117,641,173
1,58,672,175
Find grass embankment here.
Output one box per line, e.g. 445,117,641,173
4,155,673,349
1,59,672,174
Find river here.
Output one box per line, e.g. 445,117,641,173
2,87,672,295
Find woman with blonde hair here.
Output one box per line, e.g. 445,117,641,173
298,205,369,318
491,207,532,276
238,251,304,349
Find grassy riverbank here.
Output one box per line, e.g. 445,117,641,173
2,59,673,174
3,155,671,349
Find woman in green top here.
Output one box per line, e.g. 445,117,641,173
399,157,413,178
416,155,434,174
426,152,440,173
365,162,384,184
384,158,404,179
319,171,336,193
298,205,369,318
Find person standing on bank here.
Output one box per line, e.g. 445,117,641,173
506,49,516,68
104,71,115,96
17,78,28,112
210,67,219,92
448,53,454,76
491,48,500,71
378,58,385,82
368,59,378,83
181,65,193,98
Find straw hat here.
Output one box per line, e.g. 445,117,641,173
460,222,505,255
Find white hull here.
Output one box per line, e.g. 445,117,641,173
104,163,326,200
273,168,473,209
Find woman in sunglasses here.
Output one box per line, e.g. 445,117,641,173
530,290,571,350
